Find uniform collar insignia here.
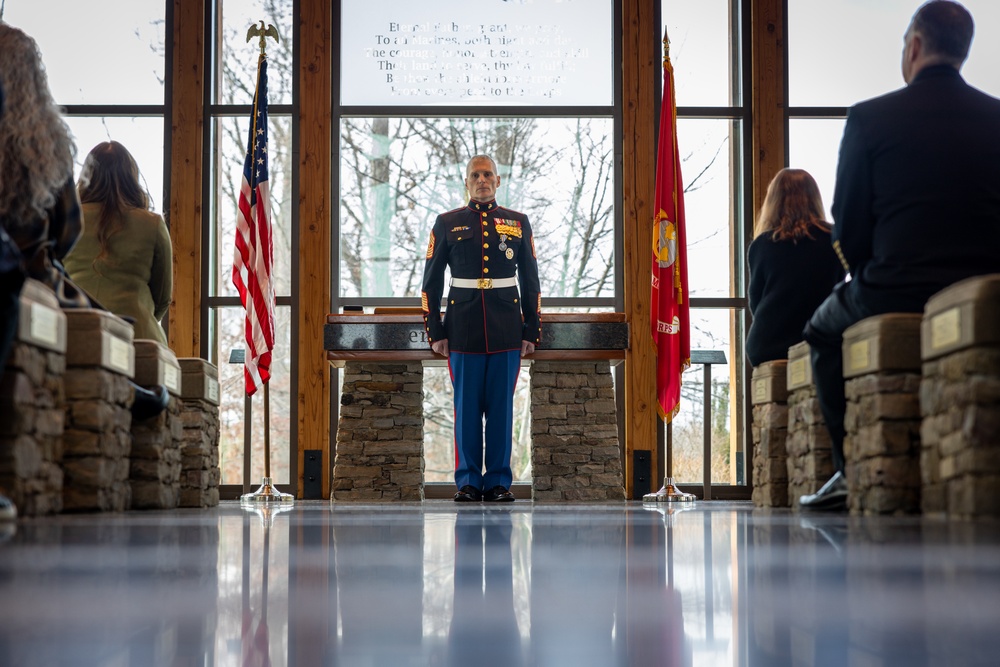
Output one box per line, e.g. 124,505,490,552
469,199,497,212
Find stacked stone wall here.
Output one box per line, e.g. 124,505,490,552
920,348,1000,517
333,362,424,501
844,372,921,515
529,360,624,501
751,360,789,508
178,396,221,507
786,385,834,508
752,402,789,507
130,396,184,509
0,340,65,515
62,369,134,511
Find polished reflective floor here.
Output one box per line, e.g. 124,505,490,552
2,501,1000,666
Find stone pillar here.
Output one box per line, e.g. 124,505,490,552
333,362,424,501
751,360,789,507
62,309,135,512
920,275,1000,518
785,342,835,508
0,279,67,515
177,358,221,507
130,340,184,509
842,314,922,515
529,360,624,501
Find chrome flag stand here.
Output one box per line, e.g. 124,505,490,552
643,475,697,504
241,384,294,507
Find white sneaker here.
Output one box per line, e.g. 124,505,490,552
0,494,17,521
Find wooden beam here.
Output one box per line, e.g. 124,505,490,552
621,0,659,498
752,0,785,213
297,0,332,499
167,0,205,358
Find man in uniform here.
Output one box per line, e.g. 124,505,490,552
800,0,1000,510
421,154,542,502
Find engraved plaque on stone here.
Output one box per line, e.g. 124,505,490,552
930,307,961,351
109,337,133,375
847,339,871,374
178,358,221,406
29,302,60,348
787,342,813,391
17,279,66,353
164,364,181,395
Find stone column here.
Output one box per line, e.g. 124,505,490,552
920,275,1000,518
130,340,184,509
62,309,135,512
333,362,424,501
751,360,789,507
177,358,221,507
785,342,835,508
0,279,67,515
842,314,922,515
529,360,624,501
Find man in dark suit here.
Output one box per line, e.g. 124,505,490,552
800,0,1000,510
422,154,542,502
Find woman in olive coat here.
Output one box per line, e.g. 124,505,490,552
64,141,172,345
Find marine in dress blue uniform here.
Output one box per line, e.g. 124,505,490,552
421,155,542,502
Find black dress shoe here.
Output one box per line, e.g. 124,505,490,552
483,486,515,502
799,471,848,512
454,485,482,502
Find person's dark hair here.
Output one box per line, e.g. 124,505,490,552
754,168,831,242
77,141,151,264
911,0,974,65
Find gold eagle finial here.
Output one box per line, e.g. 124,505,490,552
246,20,280,56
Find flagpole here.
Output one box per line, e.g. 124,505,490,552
263,383,270,479
239,20,292,507
645,26,695,504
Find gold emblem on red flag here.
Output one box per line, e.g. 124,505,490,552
654,210,677,269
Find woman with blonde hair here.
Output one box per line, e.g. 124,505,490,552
747,168,845,366
64,141,172,345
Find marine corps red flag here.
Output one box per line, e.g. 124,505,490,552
650,31,691,422
233,54,275,396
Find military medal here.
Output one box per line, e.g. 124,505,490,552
505,247,514,260
499,233,508,252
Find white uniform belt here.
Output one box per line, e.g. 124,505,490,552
450,277,517,289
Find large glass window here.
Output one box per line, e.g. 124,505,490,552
6,1,166,106
338,117,615,301
789,0,1000,108
788,0,1000,206
338,0,619,485
4,2,167,193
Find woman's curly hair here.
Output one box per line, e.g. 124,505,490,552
0,22,75,233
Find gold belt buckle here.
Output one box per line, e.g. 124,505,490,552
477,278,493,289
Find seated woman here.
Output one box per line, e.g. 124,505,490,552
64,141,173,345
747,168,845,367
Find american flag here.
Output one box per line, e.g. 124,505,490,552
233,56,275,396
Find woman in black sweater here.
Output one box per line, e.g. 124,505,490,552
747,169,846,366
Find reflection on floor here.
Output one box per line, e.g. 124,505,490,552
1,501,1000,666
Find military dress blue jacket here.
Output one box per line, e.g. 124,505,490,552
421,199,542,353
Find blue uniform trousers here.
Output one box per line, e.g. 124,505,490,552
448,350,521,490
